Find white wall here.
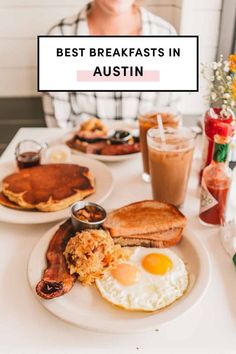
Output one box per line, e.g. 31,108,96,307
0,0,182,97
0,0,223,116
179,0,223,115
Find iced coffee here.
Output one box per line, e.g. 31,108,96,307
147,127,195,207
138,112,181,182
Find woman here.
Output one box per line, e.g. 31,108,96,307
43,0,177,128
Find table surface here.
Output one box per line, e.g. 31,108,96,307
0,128,236,354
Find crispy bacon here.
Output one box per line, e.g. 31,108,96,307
36,219,76,299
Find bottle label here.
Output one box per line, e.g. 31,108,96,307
200,179,218,214
213,141,229,163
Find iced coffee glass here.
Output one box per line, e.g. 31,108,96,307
147,127,196,207
138,111,181,182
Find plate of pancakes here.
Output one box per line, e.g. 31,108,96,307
63,118,141,162
28,200,210,332
0,155,113,224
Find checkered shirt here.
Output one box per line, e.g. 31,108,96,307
43,2,177,128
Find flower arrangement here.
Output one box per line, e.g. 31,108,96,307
202,53,236,117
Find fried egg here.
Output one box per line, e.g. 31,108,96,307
96,247,188,312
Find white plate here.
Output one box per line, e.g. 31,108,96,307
0,156,113,224
28,224,210,332
62,120,141,162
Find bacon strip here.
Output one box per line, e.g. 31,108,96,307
36,219,76,299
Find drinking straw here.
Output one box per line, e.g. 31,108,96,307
157,114,166,143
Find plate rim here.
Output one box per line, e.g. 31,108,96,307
0,156,114,224
27,222,211,333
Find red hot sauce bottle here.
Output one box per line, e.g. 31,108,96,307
199,134,232,226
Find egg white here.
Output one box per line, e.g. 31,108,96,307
96,247,188,312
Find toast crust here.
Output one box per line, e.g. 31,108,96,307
112,228,182,241
113,228,183,248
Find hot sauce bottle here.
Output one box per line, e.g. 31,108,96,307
199,132,232,226
200,108,236,182
203,109,234,167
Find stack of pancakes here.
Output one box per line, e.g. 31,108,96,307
0,163,95,212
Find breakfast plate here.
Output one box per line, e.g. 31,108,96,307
62,120,141,162
28,224,210,332
0,156,113,224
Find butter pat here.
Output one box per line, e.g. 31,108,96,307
44,144,71,164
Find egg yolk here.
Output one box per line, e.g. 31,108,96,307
111,263,140,286
142,253,172,275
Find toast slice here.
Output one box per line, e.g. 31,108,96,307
103,200,186,237
113,228,183,248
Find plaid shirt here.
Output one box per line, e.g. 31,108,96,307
43,3,177,128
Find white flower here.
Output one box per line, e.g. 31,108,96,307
219,86,224,92
211,92,217,100
201,58,236,118
224,63,230,72
212,62,218,70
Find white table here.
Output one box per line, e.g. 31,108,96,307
0,128,235,354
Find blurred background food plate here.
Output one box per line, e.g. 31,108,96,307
62,120,141,162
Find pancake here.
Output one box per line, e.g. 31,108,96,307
2,163,95,212
0,191,30,210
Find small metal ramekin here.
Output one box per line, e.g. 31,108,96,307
70,201,107,231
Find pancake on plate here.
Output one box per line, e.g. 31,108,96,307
2,163,95,212
0,191,29,210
